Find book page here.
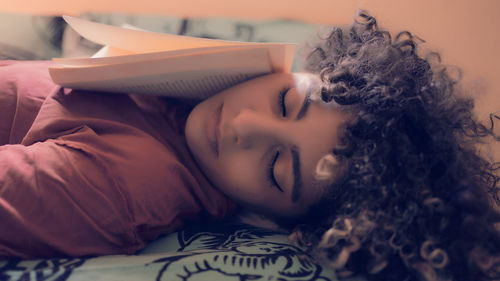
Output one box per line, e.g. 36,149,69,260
71,69,269,99
55,45,282,67
91,45,135,58
51,48,269,82
50,47,272,98
62,15,296,73
64,15,262,52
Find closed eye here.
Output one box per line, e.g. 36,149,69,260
278,87,290,117
268,150,283,192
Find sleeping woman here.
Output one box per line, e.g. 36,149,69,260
1,11,499,281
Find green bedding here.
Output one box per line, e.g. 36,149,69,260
1,223,338,281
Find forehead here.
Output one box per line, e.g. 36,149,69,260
233,72,318,92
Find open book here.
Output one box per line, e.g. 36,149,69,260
49,16,296,99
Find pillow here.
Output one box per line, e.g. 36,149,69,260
0,14,64,60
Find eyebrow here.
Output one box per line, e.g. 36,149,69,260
295,86,312,121
291,146,303,203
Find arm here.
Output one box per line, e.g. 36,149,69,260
0,60,233,258
0,137,141,258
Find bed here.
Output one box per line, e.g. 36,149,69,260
0,13,341,281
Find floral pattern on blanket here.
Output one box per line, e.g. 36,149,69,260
0,223,337,281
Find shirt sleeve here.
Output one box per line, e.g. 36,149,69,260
0,89,231,259
0,60,56,145
0,136,142,258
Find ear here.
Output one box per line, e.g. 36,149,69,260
236,210,282,231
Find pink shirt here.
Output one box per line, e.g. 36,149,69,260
0,61,235,258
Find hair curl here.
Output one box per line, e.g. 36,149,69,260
291,11,500,281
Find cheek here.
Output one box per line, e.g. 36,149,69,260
185,103,206,147
214,154,263,200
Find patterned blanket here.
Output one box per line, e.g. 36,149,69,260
1,223,338,281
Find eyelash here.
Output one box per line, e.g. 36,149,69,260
266,87,290,192
278,86,290,117
267,150,284,192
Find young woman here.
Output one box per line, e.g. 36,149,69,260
0,10,499,281
0,61,348,258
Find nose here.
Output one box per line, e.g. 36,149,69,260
229,108,285,149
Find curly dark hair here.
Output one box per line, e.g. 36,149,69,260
290,11,500,281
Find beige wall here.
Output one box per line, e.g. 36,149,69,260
3,0,499,160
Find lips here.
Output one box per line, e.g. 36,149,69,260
206,102,223,157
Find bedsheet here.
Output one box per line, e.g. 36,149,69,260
1,222,339,281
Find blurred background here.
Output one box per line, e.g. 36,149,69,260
1,0,498,160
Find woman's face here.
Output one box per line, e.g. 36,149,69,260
185,73,348,218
